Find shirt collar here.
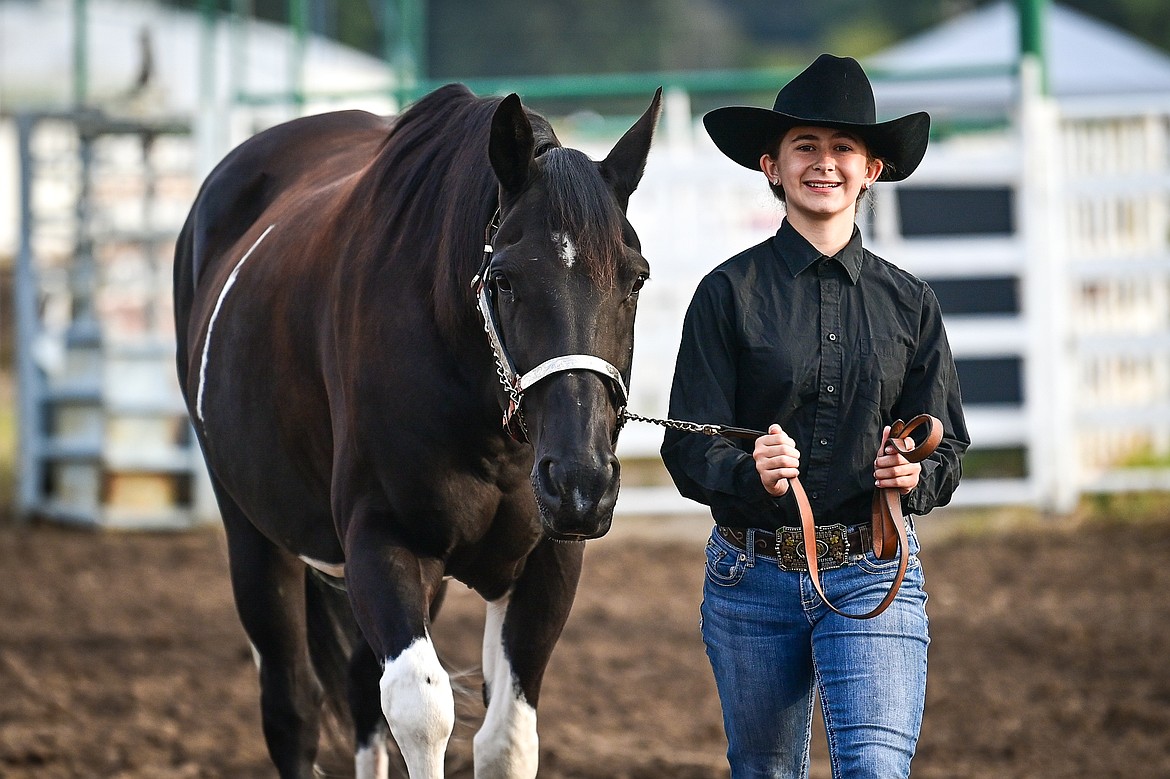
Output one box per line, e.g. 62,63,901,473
772,219,865,284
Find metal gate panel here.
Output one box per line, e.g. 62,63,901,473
14,111,215,529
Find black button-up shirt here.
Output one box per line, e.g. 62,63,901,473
661,219,970,529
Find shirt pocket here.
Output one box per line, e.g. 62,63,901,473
857,337,908,412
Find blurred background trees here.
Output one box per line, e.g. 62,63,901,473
165,0,1170,75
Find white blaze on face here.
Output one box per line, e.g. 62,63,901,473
380,635,454,779
553,231,577,268
474,596,539,779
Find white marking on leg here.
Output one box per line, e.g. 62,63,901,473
355,735,389,779
553,232,577,268
299,555,345,579
474,596,538,779
196,223,276,423
380,634,453,779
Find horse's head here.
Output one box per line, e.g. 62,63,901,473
481,90,662,540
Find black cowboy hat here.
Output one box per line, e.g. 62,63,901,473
703,54,930,182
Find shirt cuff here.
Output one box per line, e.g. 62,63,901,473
904,459,940,514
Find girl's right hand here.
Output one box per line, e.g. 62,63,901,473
754,424,801,497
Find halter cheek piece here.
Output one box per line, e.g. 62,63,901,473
472,209,629,443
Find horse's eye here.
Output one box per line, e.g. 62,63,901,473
630,274,648,295
492,273,513,293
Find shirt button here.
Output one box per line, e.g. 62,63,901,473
820,439,828,446
828,333,837,342
826,385,835,393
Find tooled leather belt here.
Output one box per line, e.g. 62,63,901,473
715,523,872,572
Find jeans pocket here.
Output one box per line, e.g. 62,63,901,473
704,539,746,587
854,530,921,575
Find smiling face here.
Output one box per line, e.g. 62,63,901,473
760,125,884,226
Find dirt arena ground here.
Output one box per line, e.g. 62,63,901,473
2,505,1170,778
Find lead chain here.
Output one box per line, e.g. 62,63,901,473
618,408,723,437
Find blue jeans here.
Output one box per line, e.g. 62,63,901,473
700,525,929,779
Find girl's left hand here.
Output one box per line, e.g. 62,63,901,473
874,425,921,495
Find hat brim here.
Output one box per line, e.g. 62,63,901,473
703,106,930,182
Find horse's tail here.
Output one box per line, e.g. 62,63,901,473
304,569,359,747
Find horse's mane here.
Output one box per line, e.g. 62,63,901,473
354,83,625,336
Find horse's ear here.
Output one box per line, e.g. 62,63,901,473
489,93,537,198
600,87,662,211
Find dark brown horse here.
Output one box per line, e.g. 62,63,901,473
173,84,661,778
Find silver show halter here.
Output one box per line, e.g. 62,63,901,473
472,210,629,442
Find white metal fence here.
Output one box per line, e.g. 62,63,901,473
611,73,1170,516
13,75,1170,525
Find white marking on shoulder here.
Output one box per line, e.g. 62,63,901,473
475,595,539,778
553,231,577,268
299,556,345,579
380,635,453,778
196,223,276,423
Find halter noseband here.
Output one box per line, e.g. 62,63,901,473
472,209,629,442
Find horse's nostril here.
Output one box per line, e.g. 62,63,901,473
538,457,561,492
607,453,620,478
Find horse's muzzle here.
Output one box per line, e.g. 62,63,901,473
532,452,620,540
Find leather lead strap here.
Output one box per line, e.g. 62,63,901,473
797,414,943,620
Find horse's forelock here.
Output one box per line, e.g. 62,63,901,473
538,148,625,288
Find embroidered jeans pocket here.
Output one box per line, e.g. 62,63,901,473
704,539,746,587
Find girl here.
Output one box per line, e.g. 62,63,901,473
661,54,970,778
